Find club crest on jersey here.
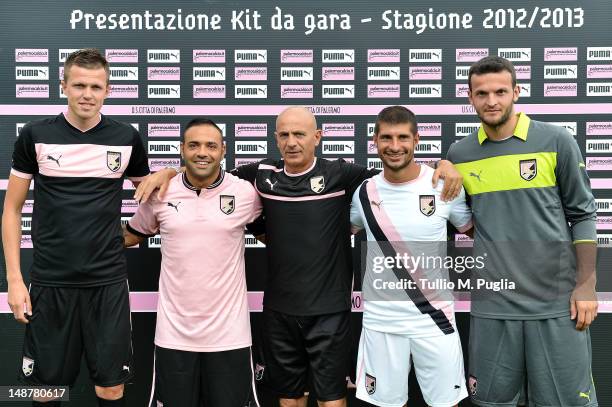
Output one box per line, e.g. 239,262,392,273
107,151,122,172
220,195,235,215
310,176,325,193
22,356,34,377
255,363,265,381
419,195,436,216
519,159,537,181
365,373,376,395
468,375,477,396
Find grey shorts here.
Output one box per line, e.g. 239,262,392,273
468,316,597,407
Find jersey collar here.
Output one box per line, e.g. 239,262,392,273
477,112,531,145
181,169,225,193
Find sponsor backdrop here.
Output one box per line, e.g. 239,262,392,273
1,0,611,405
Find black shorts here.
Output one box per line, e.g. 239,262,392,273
19,281,134,387
149,345,259,407
260,308,351,402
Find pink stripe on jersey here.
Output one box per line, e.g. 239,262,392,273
34,143,133,178
10,169,33,180
257,164,283,172
256,185,345,202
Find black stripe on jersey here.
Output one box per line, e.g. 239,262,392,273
126,223,157,239
358,181,455,335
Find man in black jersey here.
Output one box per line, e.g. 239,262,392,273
2,49,149,407
136,106,461,407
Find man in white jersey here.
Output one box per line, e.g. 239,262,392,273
122,118,262,407
351,106,472,407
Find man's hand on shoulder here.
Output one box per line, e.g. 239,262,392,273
432,160,463,201
134,168,179,203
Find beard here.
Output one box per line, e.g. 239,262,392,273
478,102,514,129
381,150,412,172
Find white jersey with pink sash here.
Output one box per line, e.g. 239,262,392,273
128,171,262,351
351,165,472,337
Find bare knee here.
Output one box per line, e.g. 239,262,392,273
318,398,346,407
280,396,307,407
95,384,124,400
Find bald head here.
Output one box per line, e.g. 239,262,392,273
276,106,317,132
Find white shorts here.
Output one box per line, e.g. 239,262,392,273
355,327,468,407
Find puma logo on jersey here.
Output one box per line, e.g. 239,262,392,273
469,170,482,182
167,202,181,212
579,391,591,402
370,200,383,210
47,154,62,166
265,178,277,190
122,365,130,372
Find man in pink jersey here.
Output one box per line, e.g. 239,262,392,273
123,118,262,407
351,106,473,407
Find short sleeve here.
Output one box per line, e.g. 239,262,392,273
127,199,159,237
11,124,38,179
125,128,150,181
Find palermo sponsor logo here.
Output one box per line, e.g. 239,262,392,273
367,49,400,63
409,66,441,80
598,217,612,230
147,67,180,81
280,85,313,99
367,140,376,154
107,85,139,99
235,141,267,155
586,139,612,153
543,83,577,97
110,67,139,81
322,85,354,98
148,158,181,172
59,48,80,62
515,65,531,80
193,67,226,81
193,49,225,63
596,199,612,213
322,123,354,137
21,235,33,249
245,233,266,248
280,49,314,63
587,65,612,79
235,49,267,63
418,123,442,137
281,67,313,81
518,83,531,97
148,140,181,155
148,85,180,99
409,84,442,98
16,123,26,137
322,67,355,81
544,65,577,79
455,66,470,80
148,49,180,63
15,66,49,80
367,84,400,98
415,140,442,154
193,85,226,99
234,158,260,167
587,47,612,61
148,123,180,138
544,47,578,61
414,157,438,167
21,217,32,231
23,200,34,214
586,122,612,136
15,49,48,62
235,85,267,99
456,48,488,62
16,84,49,98
323,140,355,155
455,123,481,137
367,158,383,169
322,49,355,63
598,233,612,248
148,234,161,248
368,66,400,80
455,234,474,247
498,48,531,61
409,49,442,63
235,123,267,137
587,82,612,96
456,84,470,98
548,122,577,136
105,49,138,63
235,67,267,81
